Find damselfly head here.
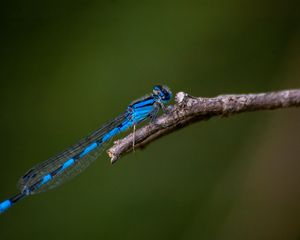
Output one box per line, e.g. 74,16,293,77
153,85,172,102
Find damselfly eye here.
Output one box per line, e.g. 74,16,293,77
152,85,172,102
153,85,162,95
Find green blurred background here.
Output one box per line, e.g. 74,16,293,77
1,1,300,239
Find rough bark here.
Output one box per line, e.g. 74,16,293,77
108,89,300,163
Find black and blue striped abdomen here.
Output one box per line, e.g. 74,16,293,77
18,112,131,194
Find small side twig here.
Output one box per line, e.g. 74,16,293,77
107,89,300,164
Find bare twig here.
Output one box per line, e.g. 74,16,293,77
107,89,300,163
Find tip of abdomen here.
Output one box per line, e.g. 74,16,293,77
0,199,12,214
0,192,27,214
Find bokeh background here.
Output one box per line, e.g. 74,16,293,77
1,1,300,239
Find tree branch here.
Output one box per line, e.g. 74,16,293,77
107,89,300,164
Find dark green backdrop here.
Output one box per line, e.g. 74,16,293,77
1,1,300,240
